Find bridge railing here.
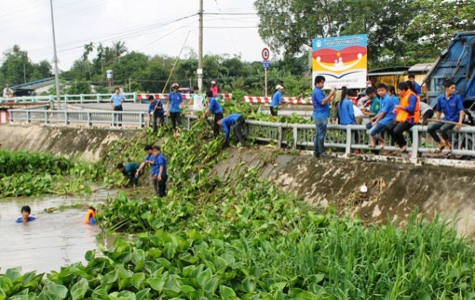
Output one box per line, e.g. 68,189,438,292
0,92,234,104
8,108,475,158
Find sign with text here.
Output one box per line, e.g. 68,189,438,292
262,60,270,69
312,34,367,89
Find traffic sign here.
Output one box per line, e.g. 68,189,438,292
262,60,270,69
262,48,270,60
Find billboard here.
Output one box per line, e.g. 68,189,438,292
312,34,367,89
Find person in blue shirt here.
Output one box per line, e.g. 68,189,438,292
270,84,284,116
117,162,140,188
202,90,223,137
312,75,336,157
150,146,167,197
147,95,165,133
217,113,246,147
408,73,421,96
16,205,36,223
428,79,465,155
110,87,125,127
366,84,397,150
338,87,356,125
135,145,153,178
166,82,186,138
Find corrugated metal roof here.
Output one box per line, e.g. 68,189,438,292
408,63,434,73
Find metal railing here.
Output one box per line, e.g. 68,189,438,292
7,108,475,159
0,92,233,104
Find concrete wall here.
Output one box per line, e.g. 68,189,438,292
0,124,140,161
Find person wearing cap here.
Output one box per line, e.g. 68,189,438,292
270,85,284,116
210,80,218,97
147,95,165,133
202,90,223,137
166,83,186,138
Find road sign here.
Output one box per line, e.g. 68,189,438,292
262,60,270,69
262,48,270,60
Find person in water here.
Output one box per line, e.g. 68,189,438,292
82,206,96,225
16,205,36,223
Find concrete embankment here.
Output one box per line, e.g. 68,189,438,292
2,124,475,237
0,124,140,161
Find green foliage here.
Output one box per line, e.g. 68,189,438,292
0,150,106,198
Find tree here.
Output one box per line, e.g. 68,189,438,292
0,45,35,85
112,41,127,62
254,0,417,68
405,0,475,58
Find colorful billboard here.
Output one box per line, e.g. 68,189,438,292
312,34,367,89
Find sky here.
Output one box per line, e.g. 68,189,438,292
1,0,268,71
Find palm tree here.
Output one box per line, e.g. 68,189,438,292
112,41,127,62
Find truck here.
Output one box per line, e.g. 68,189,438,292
423,32,475,158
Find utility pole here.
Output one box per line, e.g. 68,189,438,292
197,0,203,91
49,0,61,110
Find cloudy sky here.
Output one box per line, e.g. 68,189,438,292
2,0,268,70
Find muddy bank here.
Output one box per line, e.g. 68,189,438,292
0,124,140,161
214,147,475,238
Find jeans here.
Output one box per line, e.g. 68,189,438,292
428,122,455,143
366,122,388,139
213,113,223,137
314,118,328,156
151,114,165,133
234,116,246,146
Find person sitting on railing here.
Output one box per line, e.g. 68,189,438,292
419,100,434,126
389,82,420,153
427,79,464,156
366,84,397,150
202,90,223,137
110,87,125,127
148,95,165,133
3,83,13,100
189,86,205,114
217,113,246,148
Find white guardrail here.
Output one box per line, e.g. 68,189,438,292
0,93,233,104
7,107,475,159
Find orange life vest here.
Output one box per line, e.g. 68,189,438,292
395,89,420,123
83,208,96,224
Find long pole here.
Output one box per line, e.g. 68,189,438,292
264,68,268,97
197,0,203,91
49,0,61,110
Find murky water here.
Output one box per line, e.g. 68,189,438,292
0,190,116,274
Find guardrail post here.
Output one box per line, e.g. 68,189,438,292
411,126,419,159
346,127,352,155
45,111,49,124
111,112,115,127
278,124,283,147
80,94,85,103
97,94,101,103
26,111,30,124
134,92,138,103
293,125,298,149
87,112,92,127
65,111,68,125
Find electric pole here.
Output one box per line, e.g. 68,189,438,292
49,0,61,110
197,0,203,91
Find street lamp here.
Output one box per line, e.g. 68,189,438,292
49,0,61,110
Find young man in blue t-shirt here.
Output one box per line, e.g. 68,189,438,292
202,90,223,137
147,95,165,133
217,113,246,148
166,83,186,138
312,75,336,157
110,87,125,127
150,146,167,197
